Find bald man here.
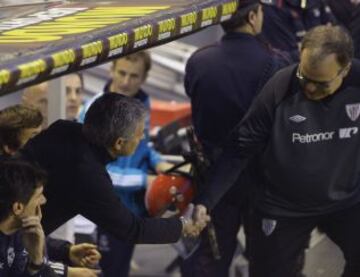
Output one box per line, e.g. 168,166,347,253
22,73,84,128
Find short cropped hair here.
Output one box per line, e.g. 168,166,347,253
221,1,260,32
0,105,43,151
0,159,46,222
301,25,354,68
112,51,152,78
82,93,146,148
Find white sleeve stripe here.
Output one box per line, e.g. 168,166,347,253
109,173,144,187
48,261,65,271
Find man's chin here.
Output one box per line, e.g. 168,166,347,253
116,90,137,97
304,92,327,101
66,108,78,120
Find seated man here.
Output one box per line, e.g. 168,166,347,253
0,158,56,276
0,104,101,277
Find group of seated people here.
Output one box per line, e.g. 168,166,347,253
0,50,209,277
0,105,101,276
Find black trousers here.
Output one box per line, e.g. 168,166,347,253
249,202,360,277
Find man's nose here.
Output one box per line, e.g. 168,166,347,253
305,83,317,94
122,75,131,86
67,90,77,101
41,195,47,205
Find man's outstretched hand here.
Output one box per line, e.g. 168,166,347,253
181,204,210,237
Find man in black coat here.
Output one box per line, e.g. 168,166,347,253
21,93,208,245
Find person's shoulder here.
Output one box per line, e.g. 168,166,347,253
272,63,297,78
351,59,360,70
188,43,220,63
48,120,82,133
40,120,83,149
136,89,150,104
258,64,297,100
83,93,102,111
346,59,360,86
0,230,21,248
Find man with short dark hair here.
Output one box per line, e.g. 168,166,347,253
193,25,360,276
182,1,289,276
108,51,151,98
22,93,207,248
0,159,51,276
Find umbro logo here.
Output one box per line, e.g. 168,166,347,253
289,115,306,123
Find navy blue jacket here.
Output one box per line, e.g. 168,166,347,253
262,0,336,60
185,32,289,155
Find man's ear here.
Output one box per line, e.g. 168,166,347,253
12,202,24,216
247,10,257,27
113,137,126,151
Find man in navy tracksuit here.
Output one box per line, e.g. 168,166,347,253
182,1,290,276
194,25,360,276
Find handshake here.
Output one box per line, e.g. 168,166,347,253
180,204,210,237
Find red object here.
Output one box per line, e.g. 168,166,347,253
145,174,194,217
150,99,191,128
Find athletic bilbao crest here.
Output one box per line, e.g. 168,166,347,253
7,247,15,267
262,218,277,236
346,103,360,121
